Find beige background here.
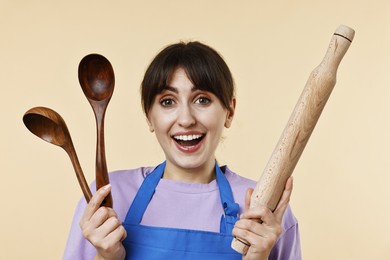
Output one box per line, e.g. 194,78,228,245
1,0,389,259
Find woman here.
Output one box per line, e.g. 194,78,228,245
64,42,301,259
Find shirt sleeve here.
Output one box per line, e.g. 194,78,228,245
268,206,302,260
63,198,97,260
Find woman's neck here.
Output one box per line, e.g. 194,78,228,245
163,160,216,184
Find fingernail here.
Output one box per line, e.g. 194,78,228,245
103,184,111,190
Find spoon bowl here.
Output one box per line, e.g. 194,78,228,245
23,108,66,146
23,106,92,202
79,54,114,102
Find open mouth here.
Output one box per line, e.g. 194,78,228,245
172,134,205,148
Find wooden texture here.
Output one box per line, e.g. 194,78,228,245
78,54,115,208
231,25,355,254
23,106,93,202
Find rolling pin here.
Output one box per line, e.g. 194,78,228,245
231,24,355,254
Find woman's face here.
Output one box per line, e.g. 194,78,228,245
147,68,235,177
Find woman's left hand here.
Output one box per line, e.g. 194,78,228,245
232,177,293,260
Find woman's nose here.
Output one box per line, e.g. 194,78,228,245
177,105,196,127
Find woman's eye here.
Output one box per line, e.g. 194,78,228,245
160,98,175,107
195,97,211,105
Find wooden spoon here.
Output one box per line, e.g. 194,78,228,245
78,54,114,208
23,106,93,202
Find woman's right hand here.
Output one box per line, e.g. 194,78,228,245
79,184,127,260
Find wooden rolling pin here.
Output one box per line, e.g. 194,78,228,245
231,24,355,254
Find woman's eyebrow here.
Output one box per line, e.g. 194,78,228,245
161,85,178,93
162,85,198,93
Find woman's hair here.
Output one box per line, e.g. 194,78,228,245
141,41,235,115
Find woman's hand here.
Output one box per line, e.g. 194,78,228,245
232,177,293,260
79,184,127,260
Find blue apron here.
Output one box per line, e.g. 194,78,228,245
122,161,242,259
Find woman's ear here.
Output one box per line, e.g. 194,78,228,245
224,97,236,128
146,117,154,132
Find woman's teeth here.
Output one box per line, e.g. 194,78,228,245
173,134,203,141
173,134,204,151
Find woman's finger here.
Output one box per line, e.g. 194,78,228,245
106,223,127,243
80,184,112,226
95,215,122,238
88,206,118,229
245,188,254,212
233,220,280,255
240,205,272,223
273,176,293,221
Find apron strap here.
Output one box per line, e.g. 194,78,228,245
215,165,239,234
124,162,166,225
124,161,239,234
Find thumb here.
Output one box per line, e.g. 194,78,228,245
245,188,254,211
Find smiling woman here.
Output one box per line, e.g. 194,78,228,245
63,41,301,260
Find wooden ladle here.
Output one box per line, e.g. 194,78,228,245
78,54,114,208
23,106,93,202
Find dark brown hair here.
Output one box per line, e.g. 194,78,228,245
141,41,235,115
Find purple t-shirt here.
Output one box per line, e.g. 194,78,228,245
63,165,301,259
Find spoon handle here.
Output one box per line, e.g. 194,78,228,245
65,142,93,202
95,103,113,208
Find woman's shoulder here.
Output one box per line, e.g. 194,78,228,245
108,166,154,185
98,165,158,220
220,165,256,212
222,165,256,188
86,165,156,192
